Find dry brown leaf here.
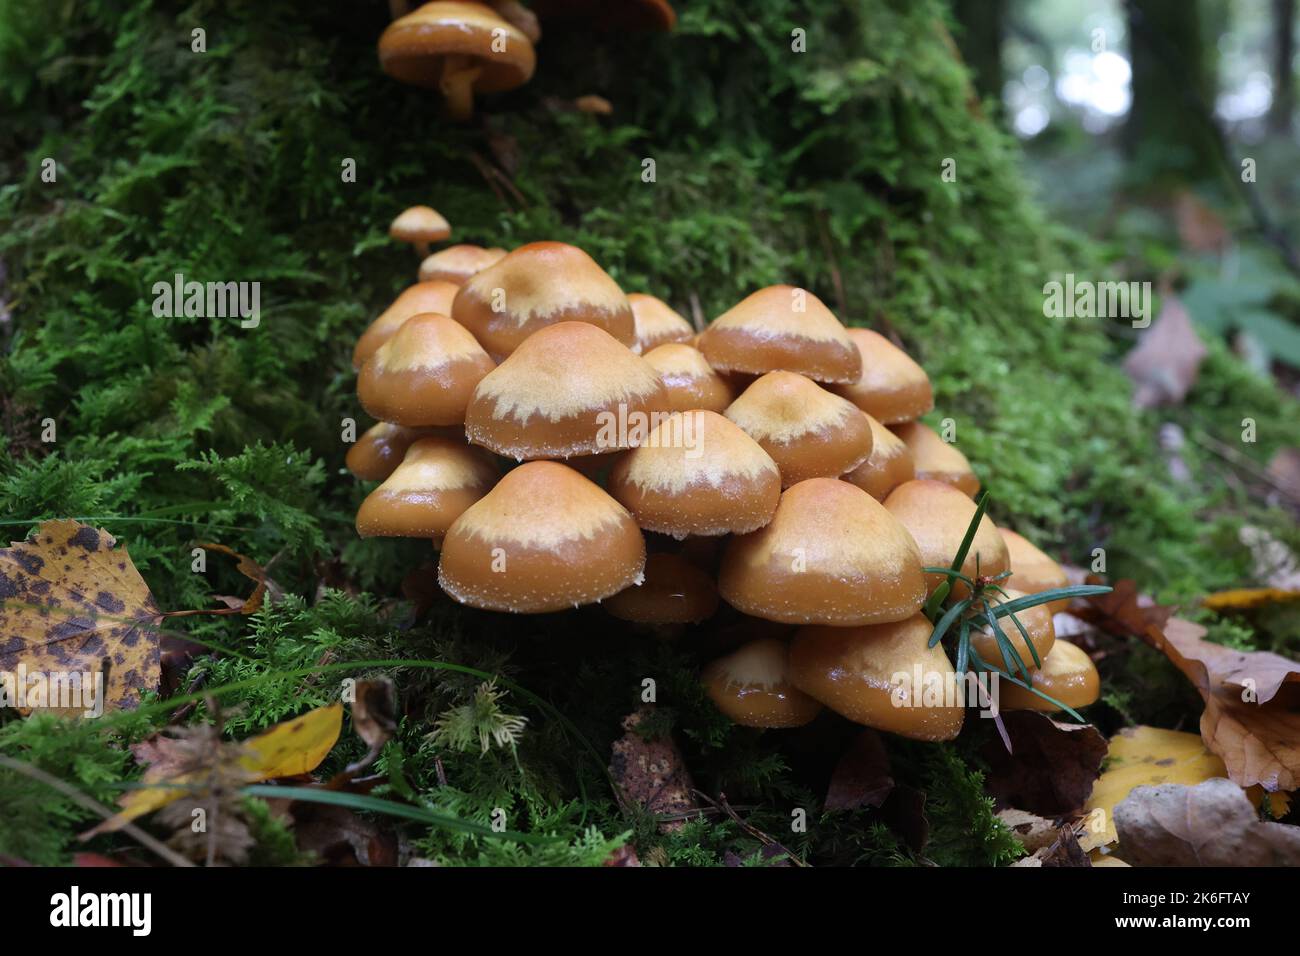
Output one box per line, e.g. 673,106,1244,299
997,808,1059,852
825,729,894,811
609,707,696,830
1122,296,1208,408
981,712,1107,816
1074,577,1174,638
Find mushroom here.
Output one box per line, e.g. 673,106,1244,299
604,551,719,627
437,460,646,613
890,421,979,497
969,589,1056,669
452,241,636,358
389,205,451,259
696,285,862,385
531,0,677,32
718,478,927,626
358,312,496,427
641,343,735,413
353,280,461,370
842,413,915,500
378,2,537,121
418,244,507,285
788,615,965,741
996,640,1100,712
464,321,666,459
1000,529,1072,615
346,422,454,482
882,479,1010,599
723,371,873,487
626,293,694,354
701,638,823,729
831,328,934,425
355,436,499,544
608,410,781,538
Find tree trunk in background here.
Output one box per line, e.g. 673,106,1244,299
952,0,1006,106
1270,0,1295,134
1123,0,1220,185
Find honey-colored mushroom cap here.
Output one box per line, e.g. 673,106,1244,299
346,422,455,482
418,244,507,285
355,437,498,541
842,413,915,500
891,422,980,497
697,285,862,384
465,321,666,459
831,329,934,424
438,461,646,613
452,241,635,358
882,479,1009,599
642,343,735,413
354,280,461,370
724,371,873,487
1000,529,1072,615
996,640,1100,712
969,589,1056,669
719,478,927,626
627,293,694,354
390,205,451,247
609,410,781,538
789,615,965,741
604,552,719,624
702,638,823,728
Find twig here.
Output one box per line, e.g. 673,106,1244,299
690,789,809,867
815,209,848,317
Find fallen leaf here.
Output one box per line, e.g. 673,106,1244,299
0,520,161,714
177,540,267,616
608,707,696,830
997,808,1059,852
1159,617,1300,704
824,729,894,811
1123,296,1207,408
981,712,1107,816
1010,824,1091,867
1202,588,1300,611
291,802,397,866
1074,577,1173,638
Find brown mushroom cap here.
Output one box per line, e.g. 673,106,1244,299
996,640,1099,712
604,552,719,624
642,343,735,413
842,413,915,500
890,421,980,497
883,479,1009,598
354,280,461,370
358,312,496,427
697,286,862,384
418,244,507,285
378,2,536,92
437,460,646,613
390,205,451,247
626,293,694,354
719,478,927,626
788,615,965,741
831,329,933,424
452,241,635,358
346,422,456,482
608,410,781,538
969,589,1056,669
724,371,873,487
1000,529,1072,615
355,436,499,541
702,638,823,728
465,321,666,459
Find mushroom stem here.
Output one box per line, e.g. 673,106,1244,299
440,55,482,122
415,240,431,258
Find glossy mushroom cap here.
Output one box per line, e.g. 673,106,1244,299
842,413,915,500
724,371,873,487
390,205,451,248
891,422,980,497
378,2,536,92
702,638,823,728
465,321,666,459
355,437,498,541
996,640,1100,712
418,244,507,285
627,293,694,353
719,478,927,626
697,286,862,384
969,589,1056,670
358,312,496,427
609,410,781,538
642,343,735,413
452,241,635,358
346,422,455,482
831,329,934,424
1000,529,1072,615
604,552,719,624
882,479,1010,599
788,615,965,741
437,461,646,613
354,280,461,370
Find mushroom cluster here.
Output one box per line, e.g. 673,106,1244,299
349,214,1101,746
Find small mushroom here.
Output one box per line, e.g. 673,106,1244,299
842,413,915,500
604,552,719,627
452,241,635,358
788,615,965,741
390,205,451,259
883,479,1009,599
996,640,1100,712
831,329,934,425
464,321,666,459
355,436,499,544
969,589,1056,668
697,285,862,384
890,421,979,497
346,422,454,482
354,280,460,370
641,343,735,413
626,293,694,353
608,410,781,538
719,478,927,626
1000,529,1072,615
437,460,646,613
702,638,823,729
418,244,507,285
724,371,873,487
574,94,613,115
358,312,496,426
